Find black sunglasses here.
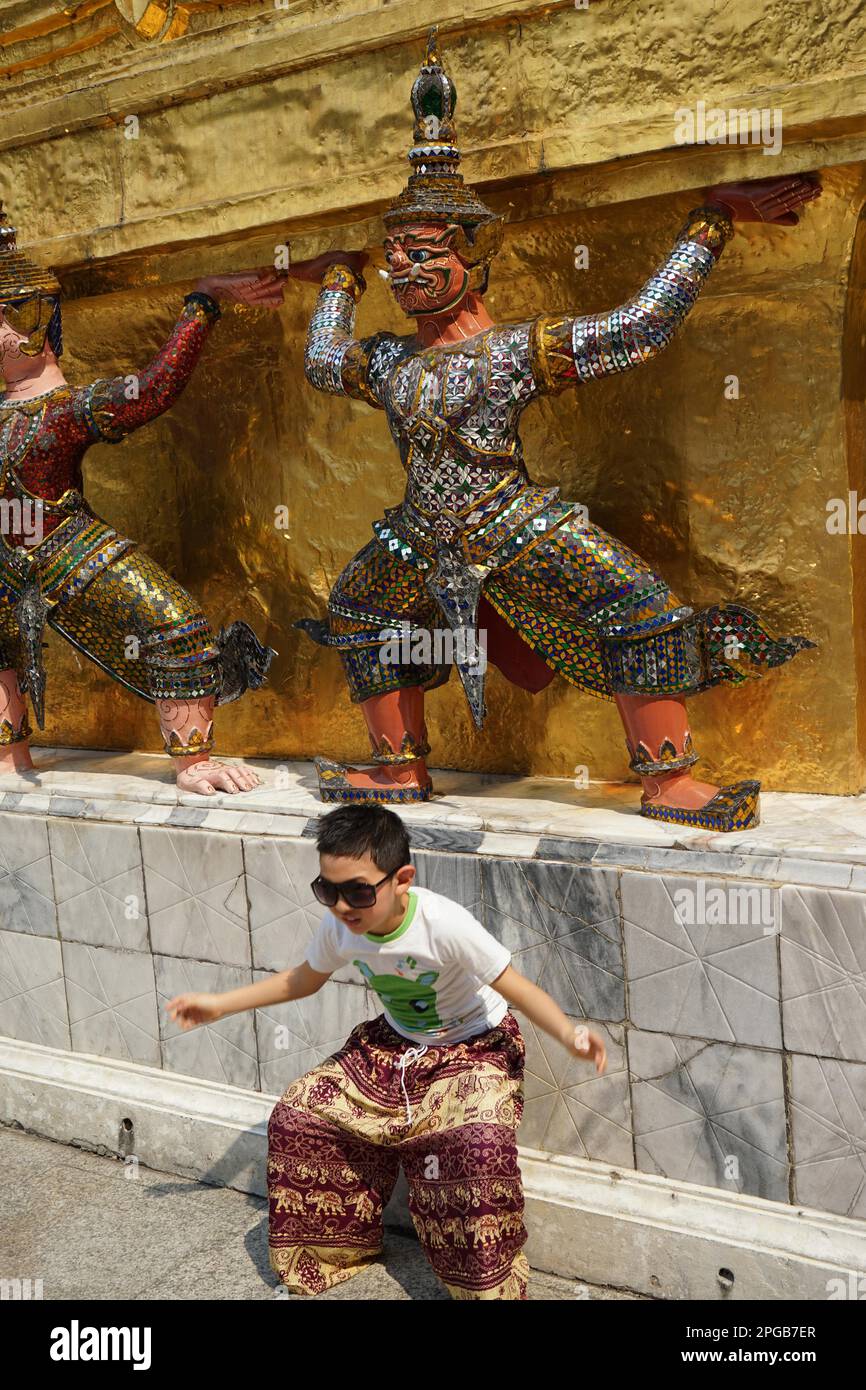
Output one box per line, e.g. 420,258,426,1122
311,870,396,910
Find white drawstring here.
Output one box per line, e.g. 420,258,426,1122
396,1044,429,1123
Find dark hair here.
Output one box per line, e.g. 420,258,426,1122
315,804,411,875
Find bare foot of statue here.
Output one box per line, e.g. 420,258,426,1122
613,693,762,830
175,758,262,796
638,768,761,830
328,759,429,792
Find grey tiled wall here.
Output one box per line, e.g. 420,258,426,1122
1,809,864,1221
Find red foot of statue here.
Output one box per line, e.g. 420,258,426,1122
315,756,433,804
0,742,35,773
640,771,761,831
642,771,720,811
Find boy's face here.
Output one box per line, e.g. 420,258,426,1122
318,850,415,935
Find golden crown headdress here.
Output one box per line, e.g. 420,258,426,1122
384,29,504,270
0,204,61,303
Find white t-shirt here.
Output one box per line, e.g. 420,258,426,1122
305,885,511,1045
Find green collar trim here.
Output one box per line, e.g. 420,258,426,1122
366,889,417,944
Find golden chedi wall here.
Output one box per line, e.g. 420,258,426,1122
2,0,865,793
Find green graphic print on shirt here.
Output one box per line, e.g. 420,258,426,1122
354,959,442,1032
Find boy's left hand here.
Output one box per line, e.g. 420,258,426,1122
570,1024,607,1074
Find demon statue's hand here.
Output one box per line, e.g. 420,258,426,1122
706,175,821,226
193,270,286,307
287,251,369,284
176,759,261,796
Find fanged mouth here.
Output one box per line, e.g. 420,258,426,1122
391,272,433,290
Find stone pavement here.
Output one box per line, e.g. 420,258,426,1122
1,1127,643,1301
4,747,866,868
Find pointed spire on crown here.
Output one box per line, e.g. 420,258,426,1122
0,203,61,303
384,27,500,239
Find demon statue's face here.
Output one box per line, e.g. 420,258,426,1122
383,222,472,317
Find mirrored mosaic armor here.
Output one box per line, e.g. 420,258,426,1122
299,209,812,729
0,293,273,742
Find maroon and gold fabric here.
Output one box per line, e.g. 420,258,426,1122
267,1011,529,1300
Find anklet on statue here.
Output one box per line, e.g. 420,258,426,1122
314,756,433,804
640,779,761,832
0,713,31,745
627,734,699,778
165,727,215,758
368,730,431,765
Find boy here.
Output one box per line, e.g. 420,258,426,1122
167,804,607,1300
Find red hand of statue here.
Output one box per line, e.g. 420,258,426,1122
707,175,821,226
194,270,285,307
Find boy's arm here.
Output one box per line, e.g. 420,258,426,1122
490,965,607,1074
166,961,332,1030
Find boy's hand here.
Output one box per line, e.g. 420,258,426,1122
490,966,609,1073
569,1024,607,1074
166,992,224,1030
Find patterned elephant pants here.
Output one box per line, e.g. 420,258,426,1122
267,1011,529,1299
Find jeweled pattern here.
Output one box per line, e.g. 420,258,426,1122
299,211,815,716
0,297,224,708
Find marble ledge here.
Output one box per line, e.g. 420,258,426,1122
1,748,866,888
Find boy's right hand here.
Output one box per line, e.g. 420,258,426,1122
571,1024,607,1075
166,993,224,1030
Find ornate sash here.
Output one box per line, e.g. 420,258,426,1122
0,509,136,725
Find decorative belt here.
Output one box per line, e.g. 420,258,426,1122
372,482,571,572
1,455,89,517
0,508,135,607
